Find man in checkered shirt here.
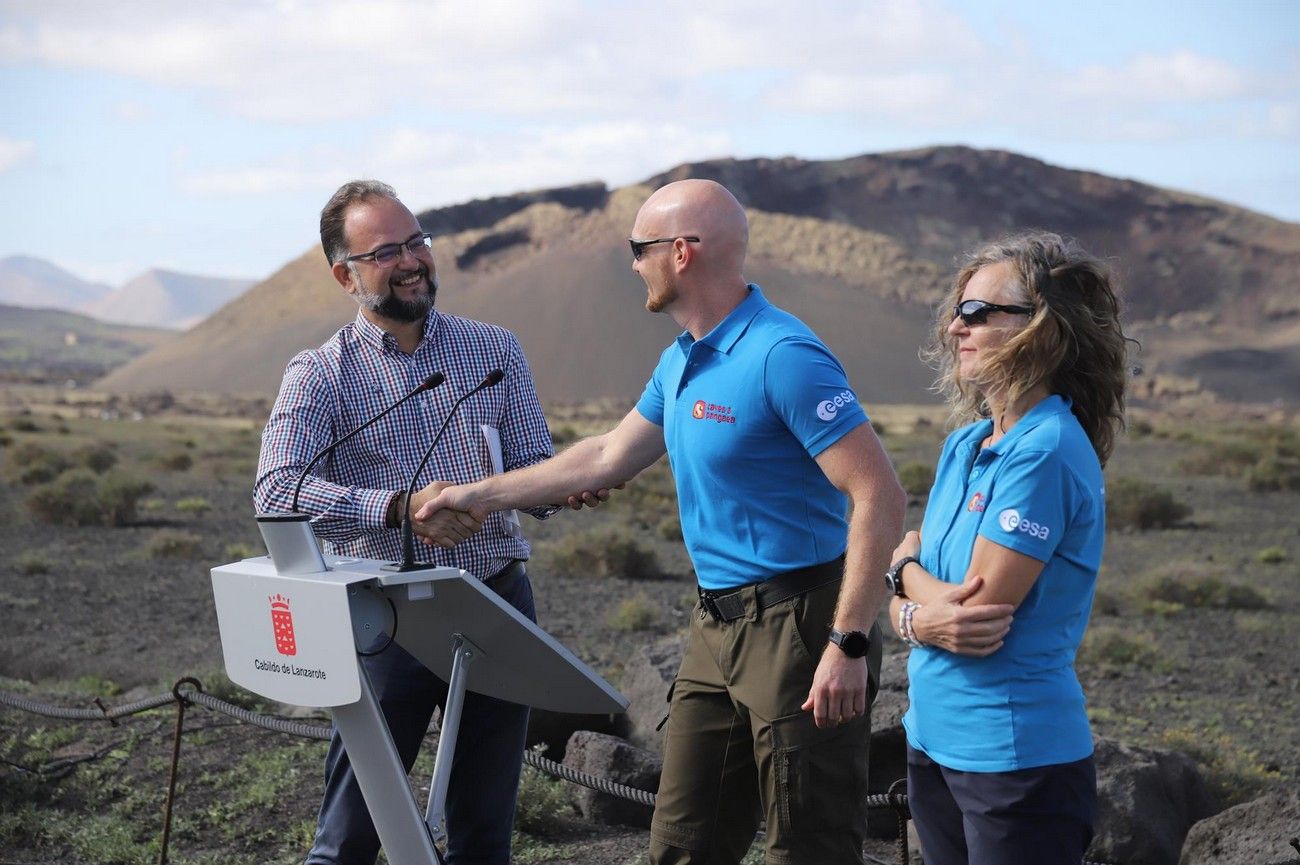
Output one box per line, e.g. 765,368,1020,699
254,180,561,865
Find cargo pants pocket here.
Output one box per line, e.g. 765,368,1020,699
769,709,870,836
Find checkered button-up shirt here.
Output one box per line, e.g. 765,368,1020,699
254,309,555,579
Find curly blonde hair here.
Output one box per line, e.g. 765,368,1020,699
924,232,1131,465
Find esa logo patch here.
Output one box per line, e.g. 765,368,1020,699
816,389,856,422
997,508,1051,540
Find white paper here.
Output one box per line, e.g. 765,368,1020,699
480,424,523,538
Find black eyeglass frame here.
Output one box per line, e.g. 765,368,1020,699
952,299,1035,326
628,235,700,260
343,232,434,266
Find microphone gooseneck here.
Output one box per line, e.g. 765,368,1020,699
391,369,507,572
289,371,445,514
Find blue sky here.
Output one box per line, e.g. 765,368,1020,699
1,0,1296,285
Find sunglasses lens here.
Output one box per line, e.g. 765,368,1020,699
955,301,987,325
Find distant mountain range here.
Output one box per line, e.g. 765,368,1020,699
0,257,254,330
92,146,1300,406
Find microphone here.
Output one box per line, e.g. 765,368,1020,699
386,368,506,572
288,371,445,514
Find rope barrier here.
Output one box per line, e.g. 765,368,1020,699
0,679,1151,865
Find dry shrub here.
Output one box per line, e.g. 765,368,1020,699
1136,565,1268,611
896,462,935,497
1106,477,1190,530
1244,453,1300,492
146,529,203,559
26,469,154,527
5,441,70,485
539,527,660,580
609,595,661,631
1077,625,1162,671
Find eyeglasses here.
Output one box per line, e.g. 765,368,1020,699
629,235,700,260
343,232,433,266
952,299,1034,326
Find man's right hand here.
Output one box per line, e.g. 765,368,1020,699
910,576,1014,656
409,481,483,548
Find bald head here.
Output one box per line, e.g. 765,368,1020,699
634,179,748,276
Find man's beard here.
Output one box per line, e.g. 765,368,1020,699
645,281,677,313
355,266,436,323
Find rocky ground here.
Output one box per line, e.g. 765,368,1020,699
1,393,1297,863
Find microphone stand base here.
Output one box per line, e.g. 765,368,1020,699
382,561,440,572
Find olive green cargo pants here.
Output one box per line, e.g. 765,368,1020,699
649,579,883,865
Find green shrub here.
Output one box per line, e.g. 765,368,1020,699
1161,726,1281,806
1138,572,1268,611
1256,546,1288,564
175,496,212,514
16,551,53,575
1244,453,1300,492
609,595,661,631
6,441,71,485
73,442,117,473
155,451,194,471
146,529,203,559
1106,477,1190,530
224,541,263,560
513,745,575,835
26,468,105,526
98,474,155,526
896,462,935,497
1077,626,1162,670
10,417,39,432
657,515,683,541
539,527,660,579
25,469,154,527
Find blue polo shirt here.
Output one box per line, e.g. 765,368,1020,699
635,285,868,590
903,395,1104,772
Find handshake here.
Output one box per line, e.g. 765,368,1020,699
398,480,620,549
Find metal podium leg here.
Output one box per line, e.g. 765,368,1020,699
331,658,443,865
425,634,478,844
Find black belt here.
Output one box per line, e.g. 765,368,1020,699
485,559,525,587
698,556,844,622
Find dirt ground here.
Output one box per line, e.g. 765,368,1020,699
1,393,1297,863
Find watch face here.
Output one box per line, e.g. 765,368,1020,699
836,629,869,658
884,570,900,595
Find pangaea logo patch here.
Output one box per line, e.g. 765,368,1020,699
692,400,706,419
816,389,856,422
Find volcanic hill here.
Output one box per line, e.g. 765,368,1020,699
97,146,1300,407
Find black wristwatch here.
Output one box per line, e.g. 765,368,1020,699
828,627,871,659
885,555,920,597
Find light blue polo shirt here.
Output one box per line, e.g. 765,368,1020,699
903,395,1104,772
635,285,868,590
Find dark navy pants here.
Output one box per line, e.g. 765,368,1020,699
906,744,1096,865
306,565,535,865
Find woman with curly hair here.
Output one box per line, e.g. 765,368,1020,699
884,232,1131,865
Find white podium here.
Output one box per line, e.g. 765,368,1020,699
211,516,627,865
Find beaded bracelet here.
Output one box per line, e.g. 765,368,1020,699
900,601,925,648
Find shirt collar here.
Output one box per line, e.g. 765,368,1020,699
351,308,441,353
674,284,768,356
984,394,1073,456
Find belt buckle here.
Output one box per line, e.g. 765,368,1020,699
697,586,722,622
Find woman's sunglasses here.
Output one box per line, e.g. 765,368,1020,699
952,299,1034,326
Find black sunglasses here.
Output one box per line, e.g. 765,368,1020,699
953,299,1034,326
629,235,700,260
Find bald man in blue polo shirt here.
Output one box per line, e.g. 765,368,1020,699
418,179,906,865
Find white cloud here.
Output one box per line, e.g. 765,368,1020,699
1064,51,1250,103
179,121,732,206
0,136,35,171
111,100,153,123
180,166,322,196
